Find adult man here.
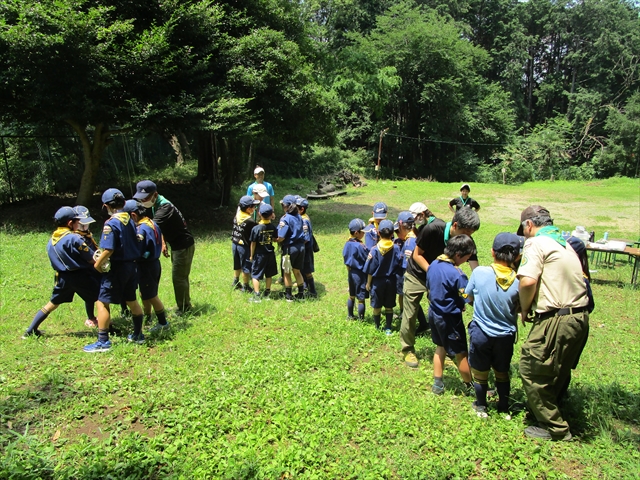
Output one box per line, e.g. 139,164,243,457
517,205,589,441
448,184,480,213
399,208,480,368
134,180,195,314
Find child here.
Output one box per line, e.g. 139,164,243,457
393,211,415,319
342,218,369,320
296,197,317,298
363,202,388,249
84,189,144,352
448,183,480,213
23,207,99,338
73,205,101,328
464,233,521,417
276,194,306,302
426,234,477,394
249,203,278,302
364,219,403,334
124,200,169,332
232,195,260,292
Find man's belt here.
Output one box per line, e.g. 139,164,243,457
535,306,588,321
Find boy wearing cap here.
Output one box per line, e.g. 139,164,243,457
426,234,477,395
248,203,278,302
297,197,317,298
364,219,403,334
232,195,260,292
449,184,480,213
393,211,415,319
464,233,521,417
343,219,369,320
23,207,100,338
276,194,306,301
364,202,389,249
84,189,144,352
247,166,275,207
73,205,101,328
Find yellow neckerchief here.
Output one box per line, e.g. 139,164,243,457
367,218,381,230
436,253,455,264
111,212,130,226
377,238,394,255
259,219,271,225
491,263,517,291
405,230,416,239
51,227,73,246
138,217,160,242
77,230,98,249
301,213,310,221
236,210,251,224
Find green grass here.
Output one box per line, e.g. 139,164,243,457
1,178,639,479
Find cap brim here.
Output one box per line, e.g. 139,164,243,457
79,217,95,224
516,224,524,236
133,192,149,200
373,214,387,219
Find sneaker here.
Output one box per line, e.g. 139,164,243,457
249,293,261,303
21,329,43,339
524,425,572,441
472,401,489,418
83,340,112,353
285,293,295,303
295,292,305,300
150,322,170,333
384,329,393,336
404,351,419,368
263,290,271,299
431,383,445,395
127,333,145,344
174,306,192,317
85,318,98,328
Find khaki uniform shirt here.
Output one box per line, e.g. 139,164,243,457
517,235,588,313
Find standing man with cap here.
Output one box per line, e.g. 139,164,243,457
517,205,590,441
133,180,195,315
449,184,480,213
247,166,275,208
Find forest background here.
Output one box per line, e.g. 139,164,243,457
1,0,640,206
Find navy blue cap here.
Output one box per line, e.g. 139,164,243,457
259,203,274,216
296,197,309,208
73,205,95,224
493,232,521,252
239,195,260,209
378,219,394,234
102,188,125,204
123,199,140,213
373,202,388,219
54,206,80,224
397,211,414,225
349,218,366,232
281,194,297,206
133,180,157,200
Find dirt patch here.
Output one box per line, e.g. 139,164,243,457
65,402,159,441
552,458,590,479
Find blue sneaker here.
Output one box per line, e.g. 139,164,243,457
384,329,393,336
127,333,145,344
83,340,112,353
150,322,170,333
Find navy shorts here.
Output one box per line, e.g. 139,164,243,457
98,261,138,305
468,320,515,373
232,243,251,274
50,270,100,305
302,247,314,275
252,252,278,280
370,276,397,309
138,259,161,300
396,273,405,296
348,269,368,301
287,243,305,271
429,310,468,356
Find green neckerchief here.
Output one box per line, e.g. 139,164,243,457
535,225,566,247
426,216,436,225
151,194,171,217
459,196,469,207
444,221,452,246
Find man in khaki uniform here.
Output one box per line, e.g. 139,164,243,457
517,205,589,441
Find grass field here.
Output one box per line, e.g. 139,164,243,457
1,177,639,479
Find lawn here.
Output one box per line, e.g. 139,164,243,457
0,177,639,479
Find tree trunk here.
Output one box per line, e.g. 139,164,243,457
178,130,191,158
219,137,237,207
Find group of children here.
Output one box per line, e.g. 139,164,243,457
24,188,170,353
343,201,522,417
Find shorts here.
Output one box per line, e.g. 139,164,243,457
138,259,161,300
50,270,100,305
287,243,305,272
302,246,314,275
98,261,138,305
252,252,278,280
348,268,368,301
468,320,515,373
396,273,405,296
232,243,251,274
429,310,468,356
369,276,397,309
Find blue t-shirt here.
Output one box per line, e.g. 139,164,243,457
364,244,402,278
464,266,519,337
426,259,468,316
100,212,140,261
395,235,417,270
247,181,275,206
47,229,94,272
342,238,369,271
137,218,162,261
277,213,304,248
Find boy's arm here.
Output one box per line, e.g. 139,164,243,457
250,241,256,261
366,274,372,291
94,248,113,271
518,276,538,325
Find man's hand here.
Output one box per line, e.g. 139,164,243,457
162,243,169,258
520,310,532,326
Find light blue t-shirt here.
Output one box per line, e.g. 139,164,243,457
465,266,519,337
247,181,275,206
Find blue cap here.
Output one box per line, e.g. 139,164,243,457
73,205,95,224
296,197,309,208
123,199,140,213
54,206,80,224
373,202,388,219
281,194,297,206
349,218,366,232
239,195,260,209
397,211,414,225
378,219,394,234
259,203,274,216
133,180,157,200
493,232,521,252
102,188,125,204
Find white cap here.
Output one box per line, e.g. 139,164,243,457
254,166,265,175
252,184,268,198
409,202,428,215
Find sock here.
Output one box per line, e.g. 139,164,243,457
85,302,95,320
373,314,381,329
296,284,305,297
286,287,293,297
156,309,167,326
132,314,144,336
306,277,316,294
496,381,510,411
232,277,239,286
357,303,365,319
347,298,355,317
98,328,109,343
120,302,128,315
433,376,444,388
385,312,393,330
473,382,489,407
263,289,270,297
27,308,50,333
